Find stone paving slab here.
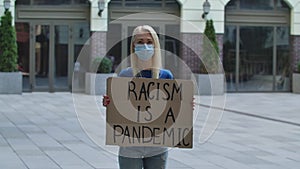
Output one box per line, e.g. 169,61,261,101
200,93,300,126
0,93,299,169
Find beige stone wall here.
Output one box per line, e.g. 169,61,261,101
89,0,109,32
291,35,300,70
180,0,225,33
180,0,300,35
289,0,300,35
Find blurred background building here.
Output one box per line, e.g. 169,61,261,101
1,0,299,92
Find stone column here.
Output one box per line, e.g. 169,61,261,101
216,34,224,62
180,33,203,74
291,35,300,71
91,31,107,58
180,33,224,74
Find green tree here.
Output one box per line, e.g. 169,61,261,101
0,11,18,72
92,57,112,73
200,19,220,74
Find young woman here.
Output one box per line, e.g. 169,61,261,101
103,25,173,169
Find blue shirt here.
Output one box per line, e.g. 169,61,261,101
119,67,173,79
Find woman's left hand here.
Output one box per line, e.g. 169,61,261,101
192,97,195,110
102,95,110,107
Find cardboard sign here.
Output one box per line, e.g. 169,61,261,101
106,77,194,148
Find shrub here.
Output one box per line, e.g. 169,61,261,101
200,19,220,74
298,61,300,73
0,11,18,72
92,57,112,73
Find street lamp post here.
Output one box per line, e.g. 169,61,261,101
202,0,211,19
3,0,11,12
98,0,105,17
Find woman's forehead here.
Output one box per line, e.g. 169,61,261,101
135,32,153,40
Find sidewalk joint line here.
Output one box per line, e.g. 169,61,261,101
198,103,300,127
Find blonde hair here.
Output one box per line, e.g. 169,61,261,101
130,25,162,79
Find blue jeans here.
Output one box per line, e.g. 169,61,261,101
118,151,168,169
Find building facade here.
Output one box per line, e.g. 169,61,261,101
1,0,299,92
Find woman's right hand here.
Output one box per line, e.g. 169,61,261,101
102,95,110,107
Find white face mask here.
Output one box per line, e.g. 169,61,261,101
134,44,154,61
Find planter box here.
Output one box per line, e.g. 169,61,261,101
194,74,225,95
85,72,115,95
0,72,22,94
293,73,300,94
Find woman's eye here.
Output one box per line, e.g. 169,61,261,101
147,41,153,44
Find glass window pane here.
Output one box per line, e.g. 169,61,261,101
240,0,274,10
226,0,238,9
54,25,69,89
110,0,178,8
16,0,30,5
16,22,30,91
165,0,179,9
33,0,71,5
35,25,50,88
239,26,274,91
74,23,90,46
17,0,88,5
125,0,162,7
223,25,237,91
110,0,122,6
73,0,89,4
164,25,180,78
107,24,122,72
275,26,290,91
276,0,289,10
73,23,90,91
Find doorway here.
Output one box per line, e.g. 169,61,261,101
15,4,90,92
223,25,290,92
224,0,291,92
32,24,69,92
16,22,90,92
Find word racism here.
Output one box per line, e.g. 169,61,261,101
127,80,182,101
106,77,193,148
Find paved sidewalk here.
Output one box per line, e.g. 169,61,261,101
0,92,300,169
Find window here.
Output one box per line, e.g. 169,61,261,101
16,0,30,5
226,0,237,9
16,0,88,5
240,0,275,10
33,0,71,5
110,0,178,8
226,0,289,10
